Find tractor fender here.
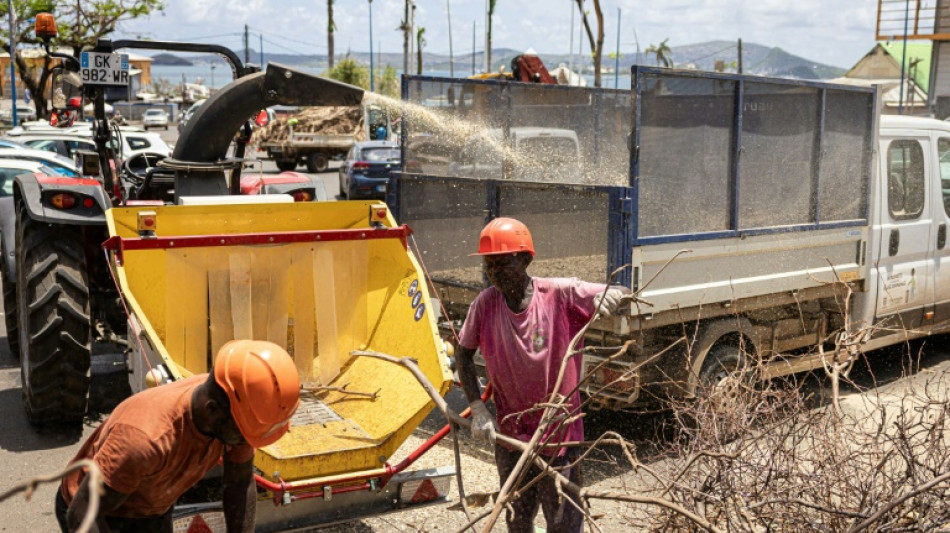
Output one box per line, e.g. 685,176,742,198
0,197,14,283
14,173,111,226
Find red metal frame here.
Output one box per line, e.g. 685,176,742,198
255,383,493,505
102,226,413,264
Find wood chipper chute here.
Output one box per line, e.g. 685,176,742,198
102,199,456,530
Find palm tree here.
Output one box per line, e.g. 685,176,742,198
327,0,335,68
573,0,604,87
486,0,497,71
416,27,426,75
645,38,673,68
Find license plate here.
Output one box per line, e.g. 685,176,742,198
80,52,129,86
376,185,387,193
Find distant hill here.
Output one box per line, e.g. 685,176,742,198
149,40,847,81
151,53,193,66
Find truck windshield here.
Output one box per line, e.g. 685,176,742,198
363,147,399,162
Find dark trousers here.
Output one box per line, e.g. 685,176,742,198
494,444,586,533
55,489,173,533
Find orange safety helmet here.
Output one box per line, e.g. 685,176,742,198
471,217,535,257
214,340,300,448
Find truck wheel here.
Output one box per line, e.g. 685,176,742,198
694,343,753,434
16,203,91,426
306,153,330,173
276,158,297,172
1,255,17,359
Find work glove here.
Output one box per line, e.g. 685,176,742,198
593,287,626,316
469,400,498,443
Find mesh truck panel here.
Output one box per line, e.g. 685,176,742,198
403,77,631,187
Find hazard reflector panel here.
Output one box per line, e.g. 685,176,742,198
172,510,226,533
398,475,451,504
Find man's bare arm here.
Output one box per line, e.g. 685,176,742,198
222,457,255,533
66,475,130,533
456,345,482,404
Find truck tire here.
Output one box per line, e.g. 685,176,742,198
306,153,330,173
1,255,17,359
276,158,297,172
16,202,91,426
698,344,747,394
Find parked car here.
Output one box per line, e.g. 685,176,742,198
5,129,171,159
338,140,400,199
6,134,97,159
0,159,76,197
178,99,206,133
447,127,583,183
0,147,80,177
142,108,169,130
0,103,38,125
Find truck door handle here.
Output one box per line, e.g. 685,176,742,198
889,229,900,256
939,224,947,250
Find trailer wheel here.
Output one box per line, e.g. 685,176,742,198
276,158,297,172
16,202,91,426
306,153,329,173
1,254,17,359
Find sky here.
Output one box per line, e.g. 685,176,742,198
115,0,882,70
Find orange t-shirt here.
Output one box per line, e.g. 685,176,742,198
60,375,255,517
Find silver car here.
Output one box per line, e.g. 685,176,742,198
143,108,169,130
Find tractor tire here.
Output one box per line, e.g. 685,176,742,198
306,153,330,173
276,158,298,172
1,254,17,359
16,202,92,426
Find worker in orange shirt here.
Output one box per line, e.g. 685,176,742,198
55,340,300,533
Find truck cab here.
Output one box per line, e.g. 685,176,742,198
864,115,950,346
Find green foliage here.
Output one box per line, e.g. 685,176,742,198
324,59,399,99
375,64,399,98
645,38,673,68
324,57,369,89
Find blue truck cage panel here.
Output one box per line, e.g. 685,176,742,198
391,173,624,287
393,71,875,290
400,75,630,186
630,66,876,246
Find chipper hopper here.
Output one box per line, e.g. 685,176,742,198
102,200,455,530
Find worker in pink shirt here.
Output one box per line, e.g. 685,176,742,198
456,217,626,533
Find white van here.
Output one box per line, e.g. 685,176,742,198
449,127,583,183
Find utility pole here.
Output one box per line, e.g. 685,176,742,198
369,0,375,91
472,20,476,75
402,0,410,76
244,24,249,66
409,3,416,75
737,38,743,74
259,33,263,66
568,0,574,77
447,0,454,77
484,0,489,72
614,8,621,89
7,0,16,125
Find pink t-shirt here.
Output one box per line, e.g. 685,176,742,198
459,277,605,452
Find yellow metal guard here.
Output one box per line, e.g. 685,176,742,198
105,201,454,481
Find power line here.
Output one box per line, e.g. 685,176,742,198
248,26,325,49
260,37,314,56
